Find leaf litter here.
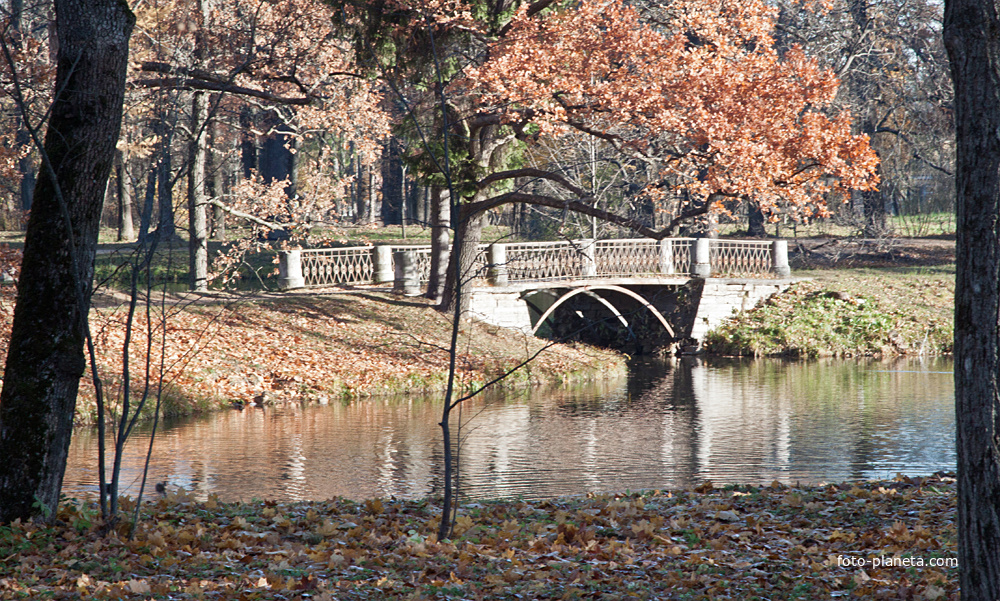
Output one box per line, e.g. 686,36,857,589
0,474,957,599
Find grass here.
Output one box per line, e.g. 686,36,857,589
716,211,956,239
704,265,955,357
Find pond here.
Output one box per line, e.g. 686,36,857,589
62,356,956,502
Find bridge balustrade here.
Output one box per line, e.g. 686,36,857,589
278,238,790,290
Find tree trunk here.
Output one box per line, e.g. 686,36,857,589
157,123,175,241
439,204,484,315
0,0,134,523
747,198,767,238
115,149,134,241
209,115,226,240
356,161,370,224
188,90,209,291
860,162,888,236
426,186,451,302
137,157,157,245
239,107,257,179
944,0,1000,596
381,138,404,225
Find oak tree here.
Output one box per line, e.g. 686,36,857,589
0,0,134,522
944,0,1000,595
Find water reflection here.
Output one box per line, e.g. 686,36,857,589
63,357,955,502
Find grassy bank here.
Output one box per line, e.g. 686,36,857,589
0,474,957,600
704,265,955,358
72,291,626,424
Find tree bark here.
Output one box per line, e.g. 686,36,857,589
747,198,767,238
859,150,888,237
426,186,451,302
0,0,134,523
381,138,404,225
239,107,257,179
439,204,484,315
187,0,210,291
943,0,1000,596
209,115,226,240
115,149,134,241
157,122,175,240
188,89,209,291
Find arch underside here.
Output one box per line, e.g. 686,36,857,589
529,285,675,338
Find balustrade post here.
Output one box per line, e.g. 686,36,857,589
692,238,712,278
658,239,675,275
393,250,421,296
772,240,791,278
374,245,394,284
581,239,597,277
278,249,305,290
488,243,508,286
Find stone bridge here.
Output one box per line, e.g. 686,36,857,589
277,238,795,350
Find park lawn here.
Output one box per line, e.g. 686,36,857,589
0,474,956,600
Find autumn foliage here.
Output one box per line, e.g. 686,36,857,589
466,0,879,221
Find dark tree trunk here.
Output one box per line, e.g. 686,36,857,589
747,198,767,238
0,0,134,523
260,115,293,192
239,107,257,179
157,124,175,240
381,138,404,225
137,158,157,245
115,149,134,241
944,0,1000,596
356,161,378,224
426,186,451,302
287,134,300,202
860,162,888,237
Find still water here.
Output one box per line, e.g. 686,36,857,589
63,356,956,502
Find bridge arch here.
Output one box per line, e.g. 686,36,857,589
530,285,675,338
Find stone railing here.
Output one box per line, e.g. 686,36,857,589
277,238,791,290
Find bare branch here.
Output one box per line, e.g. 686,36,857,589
133,77,313,105
207,198,287,230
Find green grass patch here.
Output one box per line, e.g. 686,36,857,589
704,267,954,357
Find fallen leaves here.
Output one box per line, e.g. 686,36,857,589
0,474,958,599
72,293,626,422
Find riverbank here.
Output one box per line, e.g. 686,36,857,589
704,259,955,358
0,473,957,600
0,290,626,425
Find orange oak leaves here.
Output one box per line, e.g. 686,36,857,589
466,0,879,221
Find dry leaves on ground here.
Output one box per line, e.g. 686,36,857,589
0,474,957,600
